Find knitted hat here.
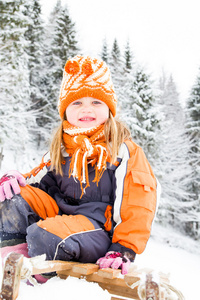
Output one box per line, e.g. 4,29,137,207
58,55,117,118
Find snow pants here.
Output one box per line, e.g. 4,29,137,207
0,185,111,263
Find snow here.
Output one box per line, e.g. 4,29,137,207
136,237,200,300
1,225,200,300
17,277,111,300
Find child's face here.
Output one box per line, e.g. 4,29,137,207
66,97,109,128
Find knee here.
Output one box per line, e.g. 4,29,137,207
0,195,39,235
54,229,111,263
26,216,111,263
26,222,62,260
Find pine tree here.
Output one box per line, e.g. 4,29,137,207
156,74,195,236
40,0,80,139
108,41,160,165
51,1,80,75
127,67,160,160
186,69,200,170
112,40,135,114
163,75,183,122
108,39,125,113
23,0,47,147
101,38,109,63
110,38,121,69
184,70,200,238
124,40,132,71
0,0,35,168
24,0,44,99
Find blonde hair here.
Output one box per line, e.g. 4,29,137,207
50,112,131,175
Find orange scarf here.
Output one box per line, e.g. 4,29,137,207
62,121,110,197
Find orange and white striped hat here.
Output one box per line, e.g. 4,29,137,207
58,55,117,118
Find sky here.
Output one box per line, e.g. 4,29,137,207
40,0,200,103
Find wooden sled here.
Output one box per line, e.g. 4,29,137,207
0,252,185,300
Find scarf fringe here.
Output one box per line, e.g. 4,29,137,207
64,121,110,198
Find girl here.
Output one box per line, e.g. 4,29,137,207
0,55,157,275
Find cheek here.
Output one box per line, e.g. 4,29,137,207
66,108,75,123
99,107,109,122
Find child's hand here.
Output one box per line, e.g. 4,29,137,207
0,170,26,202
96,251,131,275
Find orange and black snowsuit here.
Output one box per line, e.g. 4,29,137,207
0,140,157,263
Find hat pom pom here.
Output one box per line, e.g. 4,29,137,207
65,60,80,75
82,60,94,76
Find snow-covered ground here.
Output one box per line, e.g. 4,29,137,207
1,223,200,300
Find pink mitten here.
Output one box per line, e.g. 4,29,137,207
0,170,26,202
96,251,131,275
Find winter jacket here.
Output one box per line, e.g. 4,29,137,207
0,139,157,262
27,139,157,258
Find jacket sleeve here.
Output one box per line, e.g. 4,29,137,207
109,140,157,257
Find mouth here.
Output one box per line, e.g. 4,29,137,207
79,117,95,122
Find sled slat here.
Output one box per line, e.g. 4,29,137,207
32,260,76,275
0,253,23,300
72,263,99,275
97,268,121,279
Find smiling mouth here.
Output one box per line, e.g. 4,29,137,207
79,117,95,121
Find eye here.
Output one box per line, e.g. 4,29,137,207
93,100,102,105
72,101,82,105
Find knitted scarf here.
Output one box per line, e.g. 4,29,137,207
62,121,110,197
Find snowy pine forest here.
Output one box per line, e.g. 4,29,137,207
0,0,200,243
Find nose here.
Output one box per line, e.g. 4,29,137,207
81,103,92,113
